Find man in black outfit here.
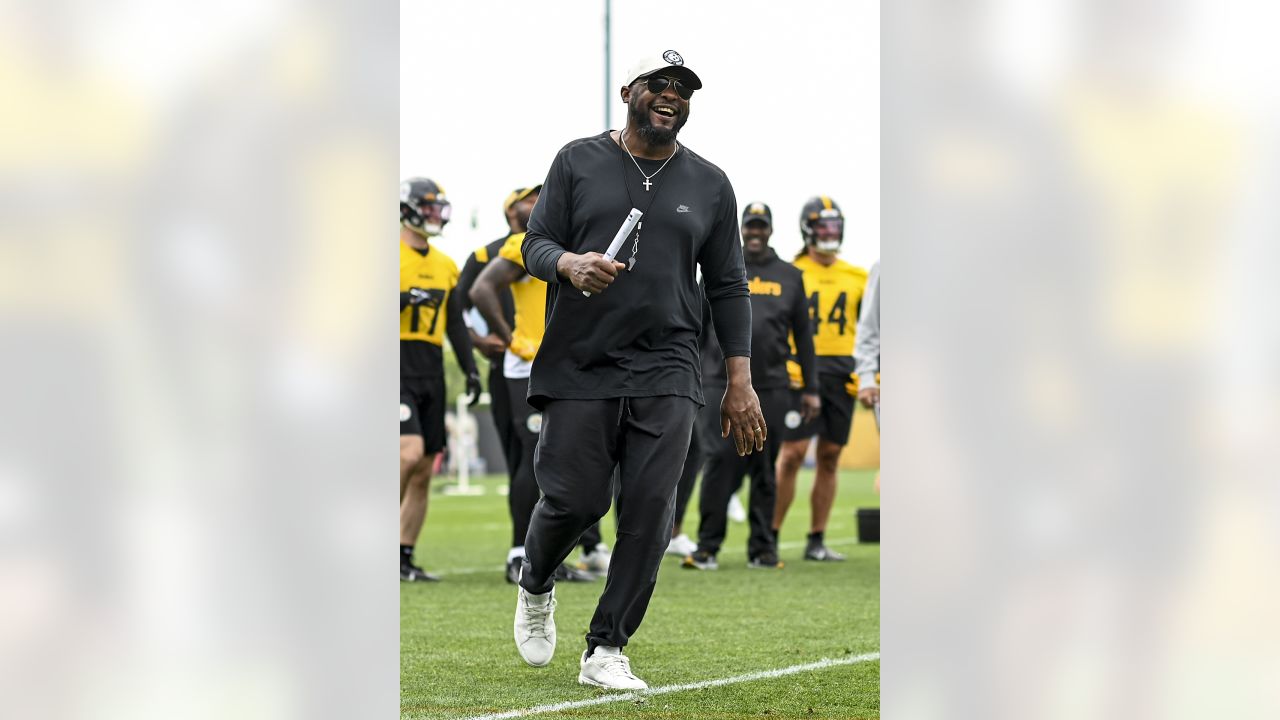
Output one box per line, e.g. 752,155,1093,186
512,50,766,690
457,188,603,585
682,202,819,571
455,188,533,491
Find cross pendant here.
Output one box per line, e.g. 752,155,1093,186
642,178,652,191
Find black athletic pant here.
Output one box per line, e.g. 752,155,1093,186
672,398,712,529
489,362,517,477
695,387,790,559
520,395,697,652
506,376,601,551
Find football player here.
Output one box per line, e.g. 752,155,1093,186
774,197,869,562
400,177,482,581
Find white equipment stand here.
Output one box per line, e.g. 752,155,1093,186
441,391,489,496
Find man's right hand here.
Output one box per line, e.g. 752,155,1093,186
557,252,625,294
857,386,879,408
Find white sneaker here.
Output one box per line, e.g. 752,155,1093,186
665,533,697,556
578,645,648,690
727,493,747,523
514,586,556,667
578,543,611,574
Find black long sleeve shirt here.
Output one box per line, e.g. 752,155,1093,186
456,235,515,324
522,131,751,408
701,248,817,391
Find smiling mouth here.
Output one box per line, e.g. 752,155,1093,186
651,104,678,119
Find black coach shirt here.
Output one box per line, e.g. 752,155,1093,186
522,131,751,409
701,248,817,391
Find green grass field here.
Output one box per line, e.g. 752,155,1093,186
402,468,880,720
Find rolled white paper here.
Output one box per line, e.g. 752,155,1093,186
583,207,643,297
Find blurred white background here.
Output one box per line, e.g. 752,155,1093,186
885,0,1280,718
1,0,397,717
401,0,881,269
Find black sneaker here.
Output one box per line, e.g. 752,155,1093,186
506,557,523,585
747,552,784,569
553,563,596,582
803,543,846,562
682,550,718,570
401,563,441,582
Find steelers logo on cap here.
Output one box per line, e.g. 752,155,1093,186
784,410,802,429
400,403,412,422
663,50,684,66
525,413,543,434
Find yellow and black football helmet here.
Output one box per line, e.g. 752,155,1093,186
800,196,844,254
400,177,452,237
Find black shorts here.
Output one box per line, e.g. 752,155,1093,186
781,373,855,445
400,374,446,454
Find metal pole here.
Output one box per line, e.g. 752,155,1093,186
604,0,612,131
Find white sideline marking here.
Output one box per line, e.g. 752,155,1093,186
437,565,504,576
459,652,880,720
774,537,857,551
430,537,867,576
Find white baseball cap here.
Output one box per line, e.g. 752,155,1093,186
623,49,703,90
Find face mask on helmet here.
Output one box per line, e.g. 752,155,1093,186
811,218,844,253
400,178,452,237
417,202,452,236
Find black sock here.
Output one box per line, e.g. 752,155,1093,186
807,531,824,545
400,545,414,566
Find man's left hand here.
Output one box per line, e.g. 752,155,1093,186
800,392,821,424
721,382,767,456
473,333,508,358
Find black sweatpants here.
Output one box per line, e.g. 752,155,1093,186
695,386,790,559
506,376,601,551
520,395,697,652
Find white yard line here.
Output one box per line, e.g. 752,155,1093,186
458,652,880,720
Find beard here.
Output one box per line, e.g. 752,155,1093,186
629,98,688,144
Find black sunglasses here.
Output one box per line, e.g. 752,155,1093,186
645,75,694,100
